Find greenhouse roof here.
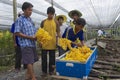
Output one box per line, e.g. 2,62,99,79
0,0,120,28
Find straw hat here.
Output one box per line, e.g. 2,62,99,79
56,15,67,22
68,10,82,19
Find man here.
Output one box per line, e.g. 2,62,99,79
63,18,86,47
14,2,38,80
56,15,68,56
40,6,60,75
98,29,103,37
68,10,82,27
10,12,27,72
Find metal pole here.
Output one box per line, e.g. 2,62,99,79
13,0,17,21
51,0,53,7
45,0,69,13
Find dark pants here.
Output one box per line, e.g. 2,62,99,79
41,50,55,73
58,46,66,56
15,46,27,70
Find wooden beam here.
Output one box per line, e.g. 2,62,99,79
97,41,106,48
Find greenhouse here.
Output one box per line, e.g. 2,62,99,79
0,0,120,80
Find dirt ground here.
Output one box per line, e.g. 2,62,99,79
0,39,120,80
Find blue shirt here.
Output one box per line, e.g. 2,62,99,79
14,15,36,47
10,23,20,46
62,27,84,47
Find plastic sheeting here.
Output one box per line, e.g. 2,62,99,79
0,0,120,28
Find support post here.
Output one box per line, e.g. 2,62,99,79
13,0,17,22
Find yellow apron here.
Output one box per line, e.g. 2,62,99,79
70,21,75,28
42,19,56,50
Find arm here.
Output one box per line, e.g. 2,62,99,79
72,30,84,47
14,19,36,40
40,20,46,28
80,40,84,46
15,32,36,40
79,30,84,46
55,20,61,38
10,23,17,47
40,20,44,28
71,41,84,47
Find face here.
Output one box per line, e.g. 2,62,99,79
23,7,33,17
48,13,54,19
75,24,83,31
72,14,79,20
58,18,64,24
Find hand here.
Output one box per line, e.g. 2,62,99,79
30,36,37,40
14,43,17,47
72,42,82,47
76,43,82,47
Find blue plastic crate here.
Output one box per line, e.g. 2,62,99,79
56,47,98,79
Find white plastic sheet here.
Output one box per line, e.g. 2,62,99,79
0,0,120,28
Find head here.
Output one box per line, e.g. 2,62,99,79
72,12,79,20
75,18,86,30
57,16,64,25
47,7,55,19
68,10,82,20
22,2,33,17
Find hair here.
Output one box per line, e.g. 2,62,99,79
75,18,86,26
47,7,55,14
57,16,64,21
22,2,33,11
18,13,21,17
18,11,23,17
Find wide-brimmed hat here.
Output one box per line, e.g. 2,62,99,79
56,15,67,22
68,10,82,19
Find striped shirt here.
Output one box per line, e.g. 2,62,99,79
14,15,36,47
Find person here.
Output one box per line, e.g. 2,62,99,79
56,15,68,56
68,10,82,28
98,29,103,37
40,6,60,75
102,30,106,37
63,18,86,47
14,2,38,80
10,12,27,72
56,15,67,36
